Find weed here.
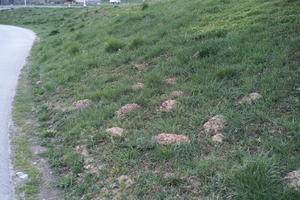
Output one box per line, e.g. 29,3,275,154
142,2,149,10
48,29,59,36
130,37,144,49
66,42,80,54
228,156,299,200
105,38,125,52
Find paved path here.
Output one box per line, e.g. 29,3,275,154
0,25,35,200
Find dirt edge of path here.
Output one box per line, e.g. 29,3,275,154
10,56,64,200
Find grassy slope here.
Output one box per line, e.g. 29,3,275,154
1,0,300,199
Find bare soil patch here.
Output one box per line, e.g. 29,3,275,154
154,133,189,145
238,92,262,104
159,100,177,112
115,104,141,117
106,127,124,137
202,115,226,134
285,169,300,189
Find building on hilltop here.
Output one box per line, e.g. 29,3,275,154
0,0,66,5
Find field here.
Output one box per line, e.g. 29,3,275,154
0,0,299,199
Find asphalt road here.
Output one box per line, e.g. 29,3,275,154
0,25,35,200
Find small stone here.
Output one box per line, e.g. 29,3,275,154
105,127,124,137
238,92,262,104
115,104,141,117
203,115,226,134
285,169,300,189
171,90,184,97
159,100,177,112
132,82,144,90
154,133,190,145
16,172,28,179
166,78,177,85
36,80,42,85
211,133,224,143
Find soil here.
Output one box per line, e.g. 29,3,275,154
11,119,63,200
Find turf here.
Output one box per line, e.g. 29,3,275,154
0,0,300,199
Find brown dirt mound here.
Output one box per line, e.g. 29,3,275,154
285,169,300,189
203,115,226,134
238,92,262,104
115,104,141,117
133,63,145,71
154,133,189,145
159,100,177,112
105,127,124,137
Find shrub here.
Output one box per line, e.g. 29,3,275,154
105,39,125,52
48,29,59,36
67,42,80,54
142,2,149,10
130,37,144,49
144,71,164,88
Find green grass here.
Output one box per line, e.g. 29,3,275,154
1,0,300,199
11,62,41,200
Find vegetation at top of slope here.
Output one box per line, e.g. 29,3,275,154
1,0,300,199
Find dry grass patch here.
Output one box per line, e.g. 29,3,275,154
238,92,262,104
55,99,92,111
166,78,177,85
154,133,190,145
132,82,144,90
115,103,141,117
171,90,184,97
132,63,145,71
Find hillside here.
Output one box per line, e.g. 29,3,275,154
0,0,300,199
